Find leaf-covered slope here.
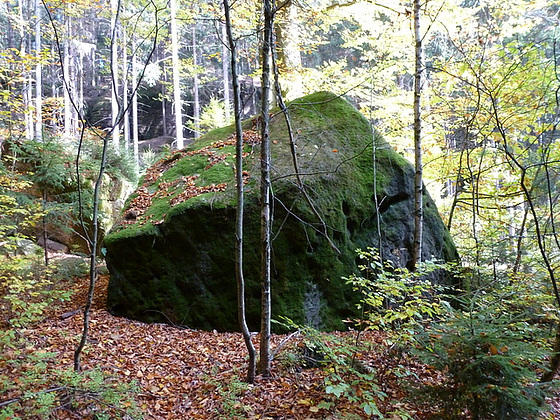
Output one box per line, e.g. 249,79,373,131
104,91,457,331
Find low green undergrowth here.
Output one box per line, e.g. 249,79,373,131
411,270,557,419
277,248,558,419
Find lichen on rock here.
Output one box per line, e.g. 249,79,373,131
104,91,458,332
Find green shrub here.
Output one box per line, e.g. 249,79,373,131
344,247,447,341
411,274,556,419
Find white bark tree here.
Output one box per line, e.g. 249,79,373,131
110,0,121,149
17,0,32,140
131,39,139,168
221,16,230,122
170,0,184,149
34,0,42,142
63,20,73,139
192,24,200,139
122,26,130,150
411,0,423,270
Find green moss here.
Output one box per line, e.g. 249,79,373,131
185,125,236,149
198,163,233,185
104,223,160,245
163,155,208,180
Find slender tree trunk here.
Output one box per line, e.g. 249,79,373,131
42,189,49,267
512,203,528,275
34,0,42,142
192,24,200,139
5,1,14,50
160,44,168,136
411,0,423,270
110,0,120,149
259,0,274,378
18,0,32,140
5,2,15,135
446,146,466,230
274,0,302,100
77,28,84,132
50,39,57,131
63,22,71,138
221,15,230,122
28,61,33,140
170,0,183,148
74,130,110,372
122,27,130,150
63,16,79,138
132,40,139,169
224,0,256,383
61,0,160,372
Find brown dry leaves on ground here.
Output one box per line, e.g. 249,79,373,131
7,274,560,419
10,275,419,419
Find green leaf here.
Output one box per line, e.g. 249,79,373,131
325,383,349,398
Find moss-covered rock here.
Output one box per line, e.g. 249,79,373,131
104,91,458,331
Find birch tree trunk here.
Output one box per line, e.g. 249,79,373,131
34,0,42,142
411,0,423,270
170,0,184,149
221,16,230,122
63,22,72,138
160,44,168,136
110,0,120,149
77,25,84,131
27,59,33,140
18,0,32,140
259,0,274,378
132,40,139,169
122,26,130,150
50,40,57,132
192,24,200,139
63,18,80,139
224,0,256,383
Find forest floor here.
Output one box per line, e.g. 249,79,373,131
6,271,560,419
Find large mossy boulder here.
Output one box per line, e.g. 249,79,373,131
105,92,458,331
